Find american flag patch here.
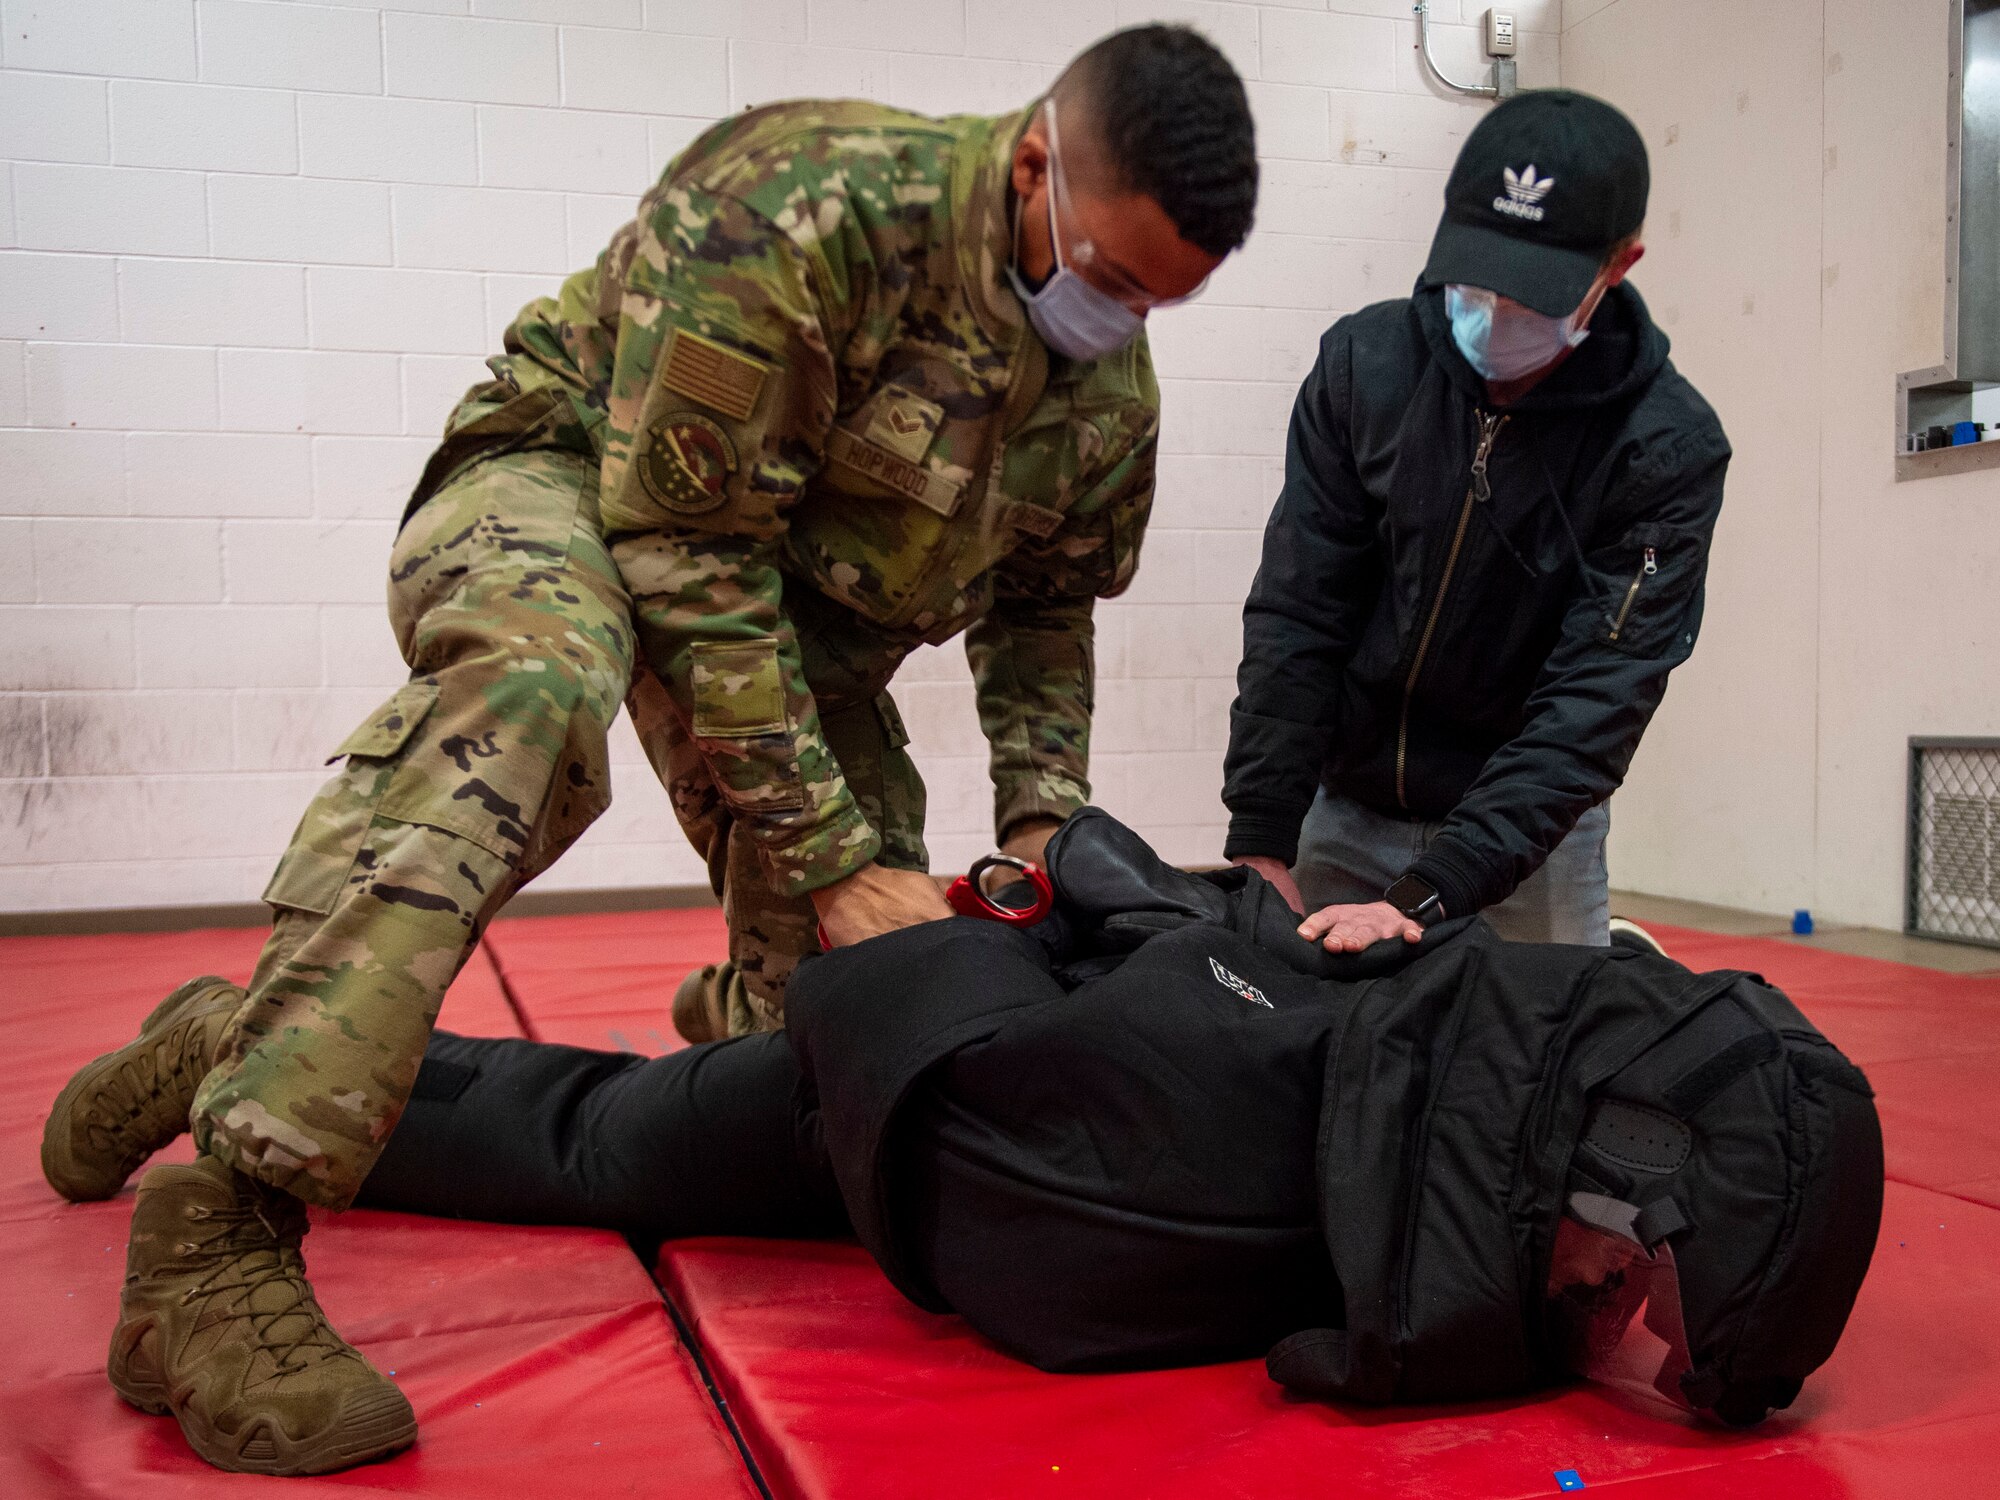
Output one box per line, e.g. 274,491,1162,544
661,328,770,423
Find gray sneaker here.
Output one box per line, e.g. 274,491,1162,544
1608,916,1670,959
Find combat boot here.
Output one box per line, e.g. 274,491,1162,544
110,1154,417,1476
671,961,735,1044
43,976,244,1202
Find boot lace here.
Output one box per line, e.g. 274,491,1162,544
87,1009,217,1165
173,1200,352,1381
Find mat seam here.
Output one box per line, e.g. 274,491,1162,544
13,1298,679,1385
1882,1172,2000,1213
477,937,543,1043
648,1264,778,1500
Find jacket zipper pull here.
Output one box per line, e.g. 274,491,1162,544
1608,546,1659,642
1469,411,1505,503
1393,410,1510,809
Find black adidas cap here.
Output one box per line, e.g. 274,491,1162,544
1421,89,1649,317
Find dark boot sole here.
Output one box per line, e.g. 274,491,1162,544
115,1352,416,1477
175,1384,418,1477
41,976,243,1202
109,1367,171,1416
109,1314,172,1414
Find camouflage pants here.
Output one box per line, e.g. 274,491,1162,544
192,401,929,1206
191,419,633,1209
636,673,929,1036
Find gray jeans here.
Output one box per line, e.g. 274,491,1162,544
1293,790,1611,946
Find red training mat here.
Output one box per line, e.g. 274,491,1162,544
1643,924,2000,1206
659,1178,2000,1500
482,906,726,1054
648,925,2000,1500
0,925,758,1499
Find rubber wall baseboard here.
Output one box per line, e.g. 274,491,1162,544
0,883,719,937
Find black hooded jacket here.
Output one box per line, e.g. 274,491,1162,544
1222,282,1730,919
368,810,1875,1420
787,810,1879,1418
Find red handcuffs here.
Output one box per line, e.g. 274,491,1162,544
816,853,1054,951
946,853,1055,926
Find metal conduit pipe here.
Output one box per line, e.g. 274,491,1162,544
1413,1,1519,100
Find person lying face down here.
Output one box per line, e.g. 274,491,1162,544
358,810,1883,1423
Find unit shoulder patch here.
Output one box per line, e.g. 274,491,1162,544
638,412,738,516
661,327,770,423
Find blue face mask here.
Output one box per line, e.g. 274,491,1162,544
1446,283,1593,382
1008,108,1145,363
1010,255,1144,363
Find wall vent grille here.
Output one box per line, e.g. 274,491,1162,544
1909,738,2000,948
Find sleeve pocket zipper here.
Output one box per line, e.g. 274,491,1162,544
1607,545,1658,642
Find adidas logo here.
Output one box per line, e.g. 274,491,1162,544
1494,164,1555,222
1210,957,1273,1009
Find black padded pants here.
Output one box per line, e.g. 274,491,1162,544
357,1030,847,1246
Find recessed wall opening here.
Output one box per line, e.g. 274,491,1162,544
1897,0,2000,476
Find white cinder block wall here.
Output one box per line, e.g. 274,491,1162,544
0,0,1556,914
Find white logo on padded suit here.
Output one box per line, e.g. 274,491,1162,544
1209,957,1273,1009
1495,164,1555,222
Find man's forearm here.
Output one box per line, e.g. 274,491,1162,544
965,601,1096,841
1221,703,1328,866
1001,814,1063,865
1407,650,1673,917
615,534,879,894
1221,595,1355,865
812,862,954,947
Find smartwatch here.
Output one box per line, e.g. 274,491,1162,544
1384,872,1447,926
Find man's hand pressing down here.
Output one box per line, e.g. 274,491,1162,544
1297,900,1423,953
812,863,956,948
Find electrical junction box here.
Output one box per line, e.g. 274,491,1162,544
1486,9,1518,56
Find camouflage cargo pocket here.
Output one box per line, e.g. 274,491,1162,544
690,638,805,815
328,681,442,761
691,639,787,737
261,682,441,916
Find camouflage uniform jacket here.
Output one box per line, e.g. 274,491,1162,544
492,101,1161,895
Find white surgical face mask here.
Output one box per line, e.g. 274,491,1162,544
1008,105,1145,363
1445,282,1595,382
